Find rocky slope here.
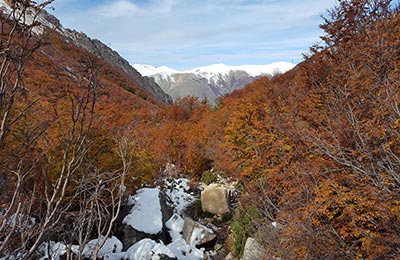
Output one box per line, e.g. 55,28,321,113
36,175,240,260
134,63,296,104
64,30,172,104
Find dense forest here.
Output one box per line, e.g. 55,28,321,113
1,0,399,259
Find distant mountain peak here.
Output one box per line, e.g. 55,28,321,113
134,62,295,78
133,62,296,104
132,64,179,77
185,62,295,78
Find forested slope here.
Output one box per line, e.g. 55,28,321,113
127,1,399,258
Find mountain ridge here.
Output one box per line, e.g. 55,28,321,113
134,62,295,77
134,62,296,104
63,30,173,104
0,0,173,104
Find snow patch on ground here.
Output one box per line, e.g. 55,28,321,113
166,213,185,241
37,236,123,260
82,236,123,258
123,187,163,234
6,213,36,233
39,242,67,260
0,0,12,12
164,178,195,214
167,239,205,260
124,239,175,260
100,237,204,260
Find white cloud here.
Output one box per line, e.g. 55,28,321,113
51,0,336,69
93,0,139,18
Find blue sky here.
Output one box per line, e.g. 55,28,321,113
49,0,337,70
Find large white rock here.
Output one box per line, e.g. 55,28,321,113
201,184,230,216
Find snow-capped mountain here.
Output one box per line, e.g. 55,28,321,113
133,62,296,104
134,64,179,77
186,62,295,78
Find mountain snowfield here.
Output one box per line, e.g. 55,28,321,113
133,62,296,104
134,62,295,78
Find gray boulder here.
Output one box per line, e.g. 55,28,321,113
119,225,164,251
182,217,216,248
201,184,230,216
242,237,265,260
224,252,239,260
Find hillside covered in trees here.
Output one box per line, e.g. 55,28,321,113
0,0,399,259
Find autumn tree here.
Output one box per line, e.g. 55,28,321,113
270,0,400,258
305,0,400,191
0,3,133,258
196,1,400,258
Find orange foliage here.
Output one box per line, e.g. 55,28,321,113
1,1,399,258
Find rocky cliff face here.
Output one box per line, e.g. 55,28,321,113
161,71,258,104
65,30,172,104
30,7,173,104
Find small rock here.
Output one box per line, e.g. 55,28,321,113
214,243,223,252
224,252,238,260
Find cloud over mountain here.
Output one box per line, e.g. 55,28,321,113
50,0,336,69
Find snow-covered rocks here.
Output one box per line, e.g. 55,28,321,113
123,187,163,235
38,236,123,260
117,178,208,259
182,217,216,248
34,177,226,260
164,178,196,215
81,236,123,259
166,214,185,241
38,241,67,260
167,239,205,260
124,239,175,260
115,177,207,260
120,187,165,249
